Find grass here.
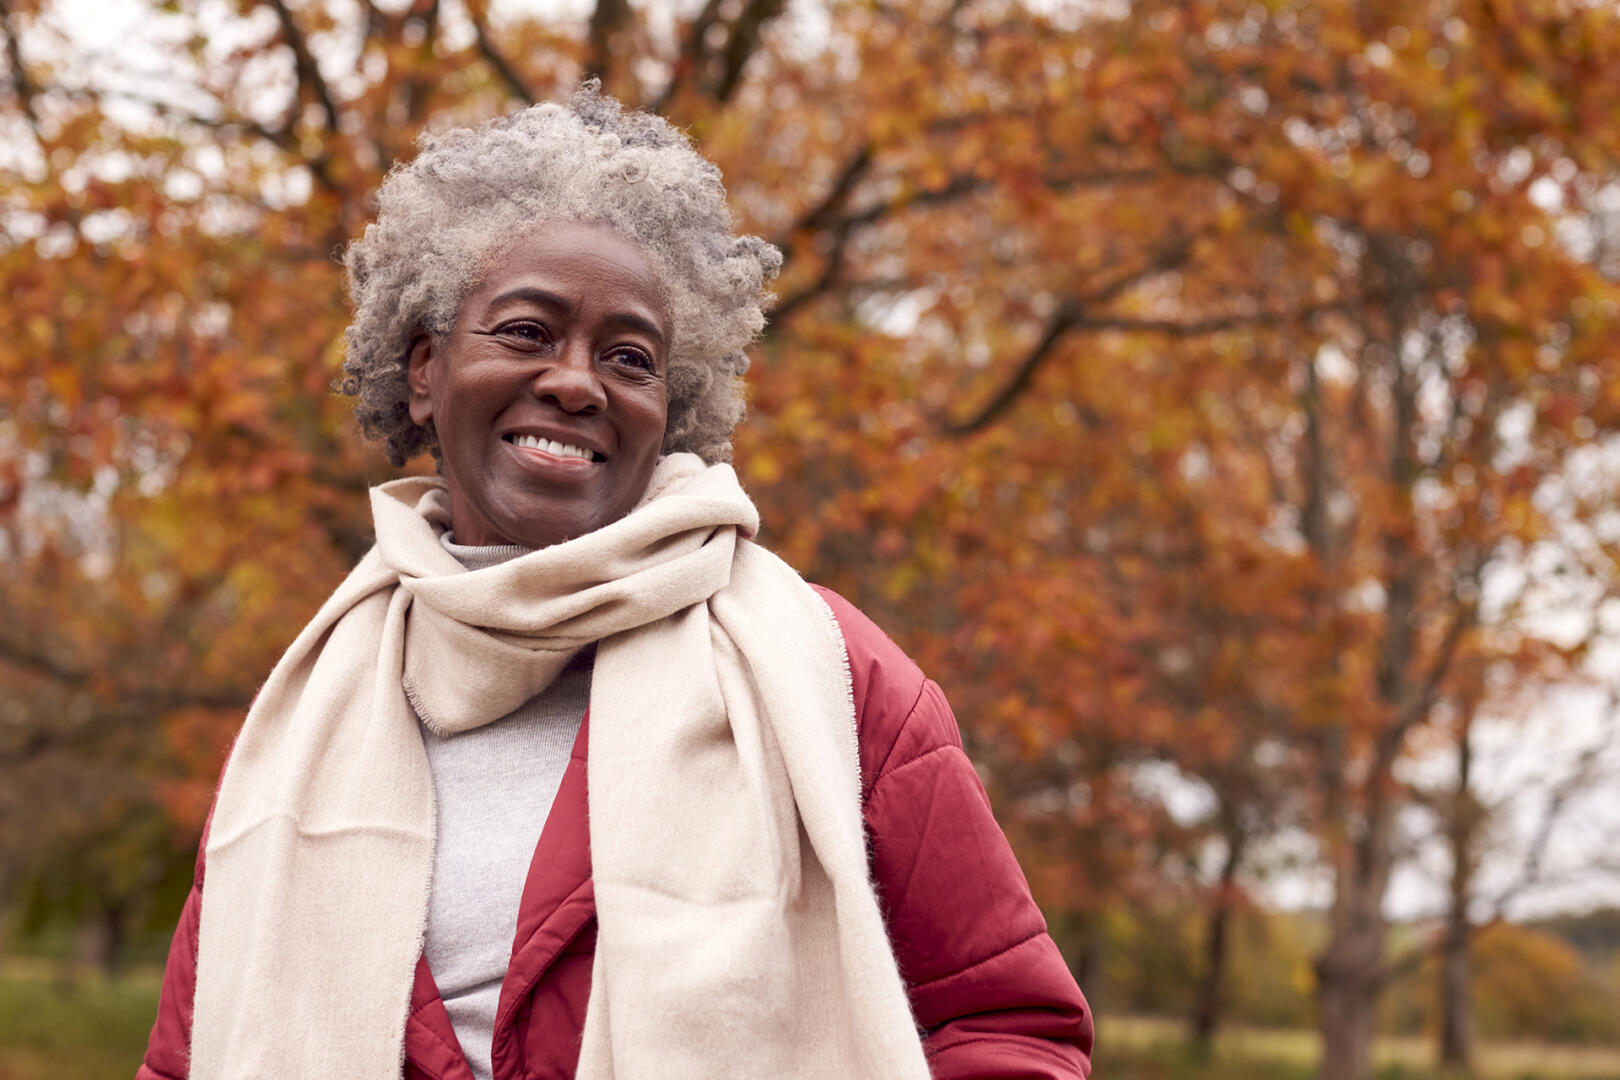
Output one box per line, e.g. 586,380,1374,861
0,962,160,1080
2,963,1619,1080
1104,1014,1620,1080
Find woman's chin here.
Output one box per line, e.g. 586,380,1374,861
473,490,625,549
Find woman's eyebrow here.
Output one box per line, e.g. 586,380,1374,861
605,311,667,349
486,287,665,348
489,286,572,312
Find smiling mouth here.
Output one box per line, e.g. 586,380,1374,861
504,433,606,463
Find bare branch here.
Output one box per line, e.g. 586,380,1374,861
764,150,895,324
264,0,340,134
1069,305,1346,339
708,0,786,104
357,0,390,39
828,166,1157,241
466,0,535,104
784,145,873,239
651,0,724,113
761,122,1166,275
942,238,1192,434
1398,585,1476,733
769,231,853,325
768,162,1164,324
1489,698,1620,919
652,0,790,108
945,296,1352,435
841,172,984,229
0,1,39,133
785,166,1164,300
943,301,1080,436
52,83,344,197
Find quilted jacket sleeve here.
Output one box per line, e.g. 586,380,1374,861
814,587,1094,1079
138,809,211,1079
138,882,200,1080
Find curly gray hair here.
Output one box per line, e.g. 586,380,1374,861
340,82,782,466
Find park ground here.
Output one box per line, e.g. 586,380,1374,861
4,963,1620,1080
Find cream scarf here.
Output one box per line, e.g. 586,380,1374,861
189,454,930,1080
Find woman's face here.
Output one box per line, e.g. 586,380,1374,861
406,221,672,548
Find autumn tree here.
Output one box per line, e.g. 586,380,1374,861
4,8,1620,1080
1414,661,1620,1069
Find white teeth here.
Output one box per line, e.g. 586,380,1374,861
511,433,595,461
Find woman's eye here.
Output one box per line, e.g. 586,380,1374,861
495,320,551,345
606,346,656,371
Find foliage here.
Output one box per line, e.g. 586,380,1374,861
1470,923,1620,1044
1079,901,1620,1047
1536,908,1620,965
1084,900,1320,1029
1375,921,1620,1046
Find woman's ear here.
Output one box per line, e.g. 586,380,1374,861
406,333,435,426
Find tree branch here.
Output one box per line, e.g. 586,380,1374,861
651,0,724,113
1489,698,1620,919
54,83,343,197
708,0,786,104
942,238,1194,434
356,0,390,40
943,301,1081,436
1070,306,1345,338
0,635,251,716
584,0,631,87
466,1,535,104
773,143,873,261
945,297,1351,435
1399,591,1473,734
786,164,1160,257
0,635,95,691
765,158,1168,327
842,172,984,229
0,1,39,133
264,0,340,134
765,172,980,310
769,229,854,325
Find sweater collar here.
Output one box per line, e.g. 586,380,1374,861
439,531,533,572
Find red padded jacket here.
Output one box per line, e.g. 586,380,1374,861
139,587,1093,1079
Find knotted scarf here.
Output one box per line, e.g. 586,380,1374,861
188,454,930,1080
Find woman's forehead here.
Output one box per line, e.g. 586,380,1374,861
465,222,672,328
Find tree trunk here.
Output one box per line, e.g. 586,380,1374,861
1317,959,1378,1080
1315,899,1384,1080
1315,778,1396,1080
1439,710,1477,1069
1071,913,1105,1008
1191,822,1246,1051
1437,920,1472,1069
79,902,127,974
1306,286,1436,1080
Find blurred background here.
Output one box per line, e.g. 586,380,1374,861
4,0,1620,1077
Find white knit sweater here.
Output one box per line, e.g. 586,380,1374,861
421,534,588,1080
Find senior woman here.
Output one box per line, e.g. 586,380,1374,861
139,85,1092,1080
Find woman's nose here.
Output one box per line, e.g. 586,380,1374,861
531,339,607,414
